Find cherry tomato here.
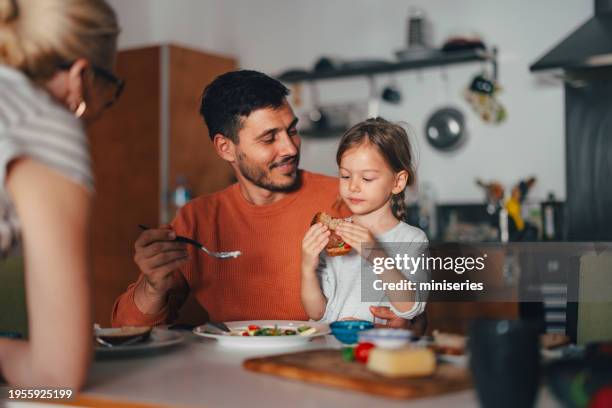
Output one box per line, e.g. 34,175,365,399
248,325,260,331
242,332,250,336
355,342,375,363
590,386,612,408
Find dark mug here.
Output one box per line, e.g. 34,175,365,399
469,319,541,408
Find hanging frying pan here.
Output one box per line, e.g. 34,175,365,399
424,106,466,151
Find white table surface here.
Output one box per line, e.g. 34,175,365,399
83,332,562,408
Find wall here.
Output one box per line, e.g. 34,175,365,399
107,0,155,49
108,0,593,203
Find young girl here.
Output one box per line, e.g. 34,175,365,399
301,117,429,323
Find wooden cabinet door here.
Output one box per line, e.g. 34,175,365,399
89,45,237,326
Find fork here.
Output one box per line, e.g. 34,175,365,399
138,224,241,259
95,335,146,348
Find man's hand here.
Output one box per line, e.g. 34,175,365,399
369,306,428,337
133,225,188,301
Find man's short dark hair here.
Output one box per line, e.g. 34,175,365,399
199,70,290,143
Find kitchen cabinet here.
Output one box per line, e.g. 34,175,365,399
88,45,237,326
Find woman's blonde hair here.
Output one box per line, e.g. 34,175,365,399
337,117,416,221
0,0,119,80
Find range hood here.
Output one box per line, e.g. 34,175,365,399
530,0,612,71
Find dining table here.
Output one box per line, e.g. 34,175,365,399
4,329,562,408
0,331,562,408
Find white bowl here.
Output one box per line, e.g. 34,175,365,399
358,328,413,348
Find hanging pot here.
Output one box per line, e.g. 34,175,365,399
424,106,466,151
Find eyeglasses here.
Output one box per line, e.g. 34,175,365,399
58,62,125,109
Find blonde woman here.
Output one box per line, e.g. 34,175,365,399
0,0,121,388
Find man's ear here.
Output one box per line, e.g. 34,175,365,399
392,170,409,194
213,134,236,163
66,59,91,110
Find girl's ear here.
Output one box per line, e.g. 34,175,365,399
392,170,409,194
213,134,236,163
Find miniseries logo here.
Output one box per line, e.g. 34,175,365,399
372,253,488,275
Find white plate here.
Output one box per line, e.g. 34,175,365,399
95,328,184,357
437,352,469,367
193,320,330,348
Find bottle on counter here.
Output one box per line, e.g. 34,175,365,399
499,192,509,243
172,175,192,216
541,192,562,241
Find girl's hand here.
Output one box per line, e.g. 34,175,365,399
301,223,330,271
335,222,376,258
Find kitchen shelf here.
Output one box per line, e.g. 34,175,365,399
278,48,498,83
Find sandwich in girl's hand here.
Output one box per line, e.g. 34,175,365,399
311,212,352,256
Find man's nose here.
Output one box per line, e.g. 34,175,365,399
277,132,299,157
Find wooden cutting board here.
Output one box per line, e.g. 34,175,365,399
243,349,471,399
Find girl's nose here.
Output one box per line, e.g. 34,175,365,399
349,179,361,192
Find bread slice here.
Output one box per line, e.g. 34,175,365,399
311,212,352,256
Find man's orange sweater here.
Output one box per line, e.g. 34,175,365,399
111,171,348,326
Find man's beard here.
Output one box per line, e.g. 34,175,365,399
236,151,301,192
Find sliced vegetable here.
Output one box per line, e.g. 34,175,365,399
237,325,316,337
355,342,375,363
298,327,317,336
342,347,355,362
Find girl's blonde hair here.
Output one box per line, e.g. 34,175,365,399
336,117,416,221
0,0,119,80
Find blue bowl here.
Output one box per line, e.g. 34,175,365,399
330,320,374,345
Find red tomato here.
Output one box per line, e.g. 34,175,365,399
355,342,375,363
242,332,250,336
248,325,260,331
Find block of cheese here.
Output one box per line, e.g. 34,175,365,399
367,347,436,378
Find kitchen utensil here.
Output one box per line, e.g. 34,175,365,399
381,75,402,105
425,68,467,151
329,320,374,344
138,224,241,259
244,349,471,400
424,107,466,150
382,85,402,104
407,7,429,48
464,72,507,124
202,321,231,334
469,319,540,408
95,335,145,348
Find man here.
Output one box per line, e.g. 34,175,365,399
112,70,426,332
